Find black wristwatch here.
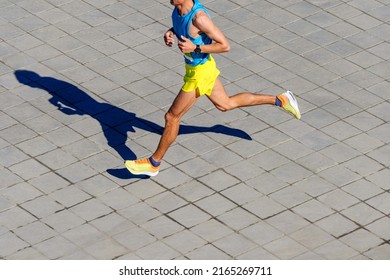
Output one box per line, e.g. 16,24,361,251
194,44,201,54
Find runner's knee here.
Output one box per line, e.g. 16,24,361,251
215,100,235,112
165,111,181,124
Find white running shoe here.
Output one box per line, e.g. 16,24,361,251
277,90,301,119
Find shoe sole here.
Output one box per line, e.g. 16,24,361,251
285,90,301,119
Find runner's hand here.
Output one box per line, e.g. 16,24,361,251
178,36,195,53
164,30,175,47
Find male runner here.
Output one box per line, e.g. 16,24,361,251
125,0,300,177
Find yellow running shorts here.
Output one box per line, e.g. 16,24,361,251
182,55,220,97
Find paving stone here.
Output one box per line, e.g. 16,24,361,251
49,186,91,208
348,13,382,30
307,10,341,28
42,209,85,233
146,191,187,214
195,193,236,217
274,139,314,160
367,145,390,167
315,213,358,238
227,138,267,159
340,229,384,253
270,162,313,185
85,238,128,260
366,192,390,215
341,202,384,226
37,149,77,170
163,230,206,255
368,60,390,79
240,220,284,246
168,204,210,228
218,207,259,231
314,240,359,260
26,115,64,135
318,164,361,187
343,155,384,177
34,235,78,259
366,217,390,240
264,236,307,259
366,168,390,191
9,158,49,180
343,133,384,153
124,179,165,201
21,196,64,219
0,146,29,167
368,42,390,60
364,244,390,260
293,251,325,260
83,151,122,173
89,212,134,236
246,172,288,195
368,102,390,122
98,188,139,211
0,231,29,258
213,233,257,258
368,123,390,143
151,167,190,188
318,189,359,211
286,1,321,16
7,247,47,260
172,181,212,204
243,196,286,219
186,244,231,260
57,161,98,183
70,198,112,222
345,111,384,132
0,206,37,230
296,151,337,174
29,171,70,194
136,240,180,260
293,199,335,222
119,202,160,226
141,215,184,239
13,220,56,245
63,223,106,249
16,136,57,157
322,120,361,141
290,224,333,250
266,210,310,235
4,102,43,123
221,183,263,205
1,182,42,204
0,168,23,189
270,185,311,208
191,219,233,243
0,193,14,211
237,247,278,260
326,21,361,38
224,160,265,181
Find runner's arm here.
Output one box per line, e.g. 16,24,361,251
164,27,176,47
178,11,230,54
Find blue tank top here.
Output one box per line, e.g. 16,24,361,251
172,0,212,66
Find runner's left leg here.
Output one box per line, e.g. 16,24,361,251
152,89,199,162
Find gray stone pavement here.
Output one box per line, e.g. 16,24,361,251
0,0,389,260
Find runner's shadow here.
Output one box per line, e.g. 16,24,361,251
15,70,251,179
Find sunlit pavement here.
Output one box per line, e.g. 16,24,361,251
0,0,389,260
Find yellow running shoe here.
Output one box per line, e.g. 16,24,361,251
277,90,301,119
125,158,160,177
